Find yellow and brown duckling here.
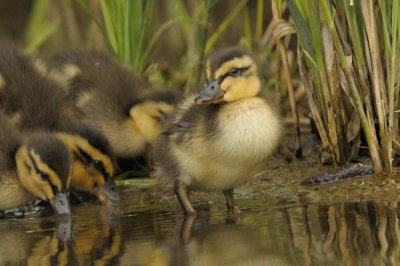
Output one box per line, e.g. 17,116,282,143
154,47,282,214
0,111,72,215
0,49,119,204
56,120,119,204
47,50,178,159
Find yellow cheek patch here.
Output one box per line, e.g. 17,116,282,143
15,147,52,200
71,161,107,192
215,56,255,78
70,160,95,190
220,74,261,102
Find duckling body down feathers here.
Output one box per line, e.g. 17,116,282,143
156,97,279,191
154,48,281,214
48,50,178,159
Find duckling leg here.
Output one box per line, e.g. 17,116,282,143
223,188,241,214
180,214,196,243
174,180,196,215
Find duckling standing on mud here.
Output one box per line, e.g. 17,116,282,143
0,49,119,205
47,50,177,159
154,47,282,214
0,112,72,215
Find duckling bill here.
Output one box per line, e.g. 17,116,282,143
154,47,282,214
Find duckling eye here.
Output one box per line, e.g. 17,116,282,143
92,160,105,172
229,68,240,76
39,171,50,181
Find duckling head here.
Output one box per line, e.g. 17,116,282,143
56,123,119,205
15,134,72,216
195,47,260,104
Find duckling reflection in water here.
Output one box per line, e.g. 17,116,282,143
47,50,178,160
146,216,289,266
154,47,281,214
0,49,119,205
0,218,78,265
0,111,71,215
72,205,122,265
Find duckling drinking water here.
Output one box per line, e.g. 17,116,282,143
154,47,282,214
0,111,72,215
0,49,119,205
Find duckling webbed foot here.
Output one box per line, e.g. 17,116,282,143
223,188,241,215
174,180,196,215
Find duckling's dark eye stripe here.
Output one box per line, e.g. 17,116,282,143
50,183,59,194
159,109,167,118
218,65,251,84
151,115,163,123
76,146,93,164
77,147,110,179
93,160,109,180
25,163,32,171
28,152,60,192
28,152,42,176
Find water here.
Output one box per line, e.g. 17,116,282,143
1,183,400,266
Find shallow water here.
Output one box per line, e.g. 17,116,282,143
1,184,400,266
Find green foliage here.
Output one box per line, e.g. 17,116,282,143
77,0,175,73
99,0,154,73
24,0,60,53
205,0,248,54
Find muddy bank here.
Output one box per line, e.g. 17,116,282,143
119,132,400,211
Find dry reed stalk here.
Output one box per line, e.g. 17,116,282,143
285,0,400,173
271,0,302,157
320,0,383,172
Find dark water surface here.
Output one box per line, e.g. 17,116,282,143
1,185,400,266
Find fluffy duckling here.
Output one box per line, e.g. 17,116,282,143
154,47,281,214
47,50,178,159
0,111,71,215
0,49,119,204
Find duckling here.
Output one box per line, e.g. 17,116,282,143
154,47,282,214
56,120,119,204
0,111,72,215
0,219,76,265
47,50,178,159
0,49,119,204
